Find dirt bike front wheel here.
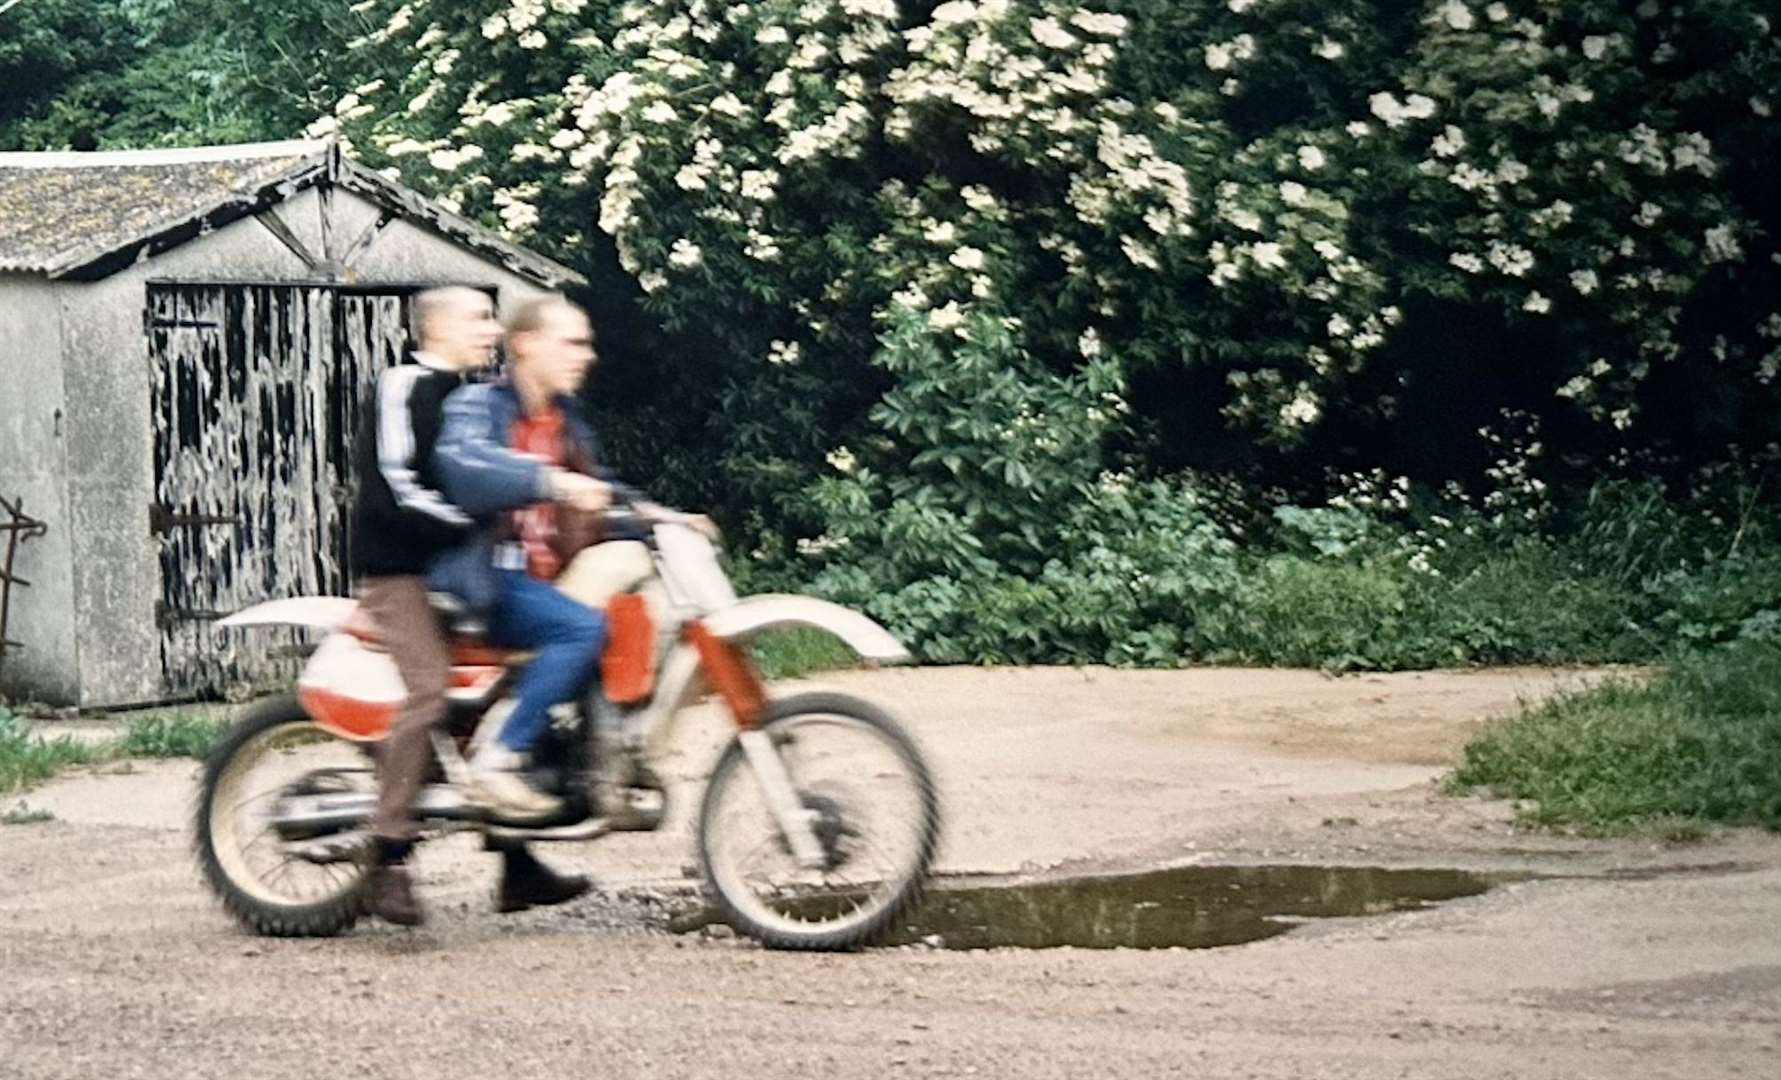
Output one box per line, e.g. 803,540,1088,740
194,693,374,937
697,692,941,951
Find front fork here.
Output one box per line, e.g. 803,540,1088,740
687,621,827,869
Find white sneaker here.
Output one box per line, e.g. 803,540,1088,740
469,744,563,822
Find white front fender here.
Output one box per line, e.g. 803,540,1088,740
216,596,358,632
702,594,912,666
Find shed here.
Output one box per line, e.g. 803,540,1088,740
0,140,585,707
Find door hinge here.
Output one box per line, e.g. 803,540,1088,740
149,505,240,535
155,601,229,628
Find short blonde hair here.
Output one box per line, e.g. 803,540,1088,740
505,294,587,337
412,285,493,346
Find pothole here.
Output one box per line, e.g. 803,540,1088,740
673,864,1496,950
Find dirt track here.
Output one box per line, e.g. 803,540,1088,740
3,666,1778,1079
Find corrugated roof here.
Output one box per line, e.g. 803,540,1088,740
0,140,583,286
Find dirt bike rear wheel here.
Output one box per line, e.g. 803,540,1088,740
697,692,940,951
194,693,373,937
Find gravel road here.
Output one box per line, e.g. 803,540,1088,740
3,666,1776,1079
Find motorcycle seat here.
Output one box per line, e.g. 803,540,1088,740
342,606,531,668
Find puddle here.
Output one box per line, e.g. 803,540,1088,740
678,865,1495,950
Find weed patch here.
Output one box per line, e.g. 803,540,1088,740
0,711,96,794
1449,641,1781,831
115,713,229,760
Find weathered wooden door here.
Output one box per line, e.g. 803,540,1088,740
330,290,413,579
148,283,412,697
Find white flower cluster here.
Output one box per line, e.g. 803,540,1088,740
1279,390,1320,427
1207,160,1392,367
1478,414,1553,523
334,92,375,122
482,0,550,42
889,10,1116,134
1204,34,1257,72
492,183,542,234
796,532,851,556
406,80,442,116
767,339,802,366
598,134,643,234
1703,224,1744,264
382,136,445,158
1580,34,1620,62
1089,121,1195,229
1756,315,1781,384
1367,91,1438,128
668,238,704,269
1616,124,1676,176
1487,241,1535,277
350,2,414,49
888,7,1199,286
1670,132,1718,178
1530,77,1595,120
427,144,485,173
779,102,873,164
1431,0,1474,32
664,137,721,193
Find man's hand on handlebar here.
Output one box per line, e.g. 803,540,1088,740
634,501,720,542
676,513,722,542
545,470,612,512
543,472,717,541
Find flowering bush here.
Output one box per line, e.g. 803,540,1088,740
327,0,1778,462
1367,0,1781,429
319,0,1781,663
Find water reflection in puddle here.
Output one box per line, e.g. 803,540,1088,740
678,865,1495,950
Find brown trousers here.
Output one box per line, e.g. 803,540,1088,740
357,576,451,841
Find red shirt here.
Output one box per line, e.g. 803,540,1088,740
509,407,566,580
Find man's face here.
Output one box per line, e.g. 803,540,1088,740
514,306,596,398
428,292,502,371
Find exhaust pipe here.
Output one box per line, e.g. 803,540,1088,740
272,785,476,839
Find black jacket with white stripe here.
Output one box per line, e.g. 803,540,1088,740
350,354,476,578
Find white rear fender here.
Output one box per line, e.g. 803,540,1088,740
217,596,359,632
701,594,912,666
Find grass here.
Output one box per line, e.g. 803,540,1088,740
114,712,230,759
748,627,860,680
0,712,98,794
1448,639,1781,832
0,707,229,795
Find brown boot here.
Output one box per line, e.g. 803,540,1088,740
365,863,425,927
496,847,590,914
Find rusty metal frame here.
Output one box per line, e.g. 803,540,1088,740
0,495,48,678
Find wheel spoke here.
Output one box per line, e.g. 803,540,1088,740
204,712,370,922
236,820,279,857
224,785,289,821
700,701,936,948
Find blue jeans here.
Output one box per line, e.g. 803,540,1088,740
487,570,605,753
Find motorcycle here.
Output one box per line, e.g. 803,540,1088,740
193,519,941,951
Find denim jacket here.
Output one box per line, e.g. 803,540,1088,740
426,381,644,614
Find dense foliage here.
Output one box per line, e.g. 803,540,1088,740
304,0,1779,663
0,0,360,150
8,1,1780,672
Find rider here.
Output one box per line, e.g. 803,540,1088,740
350,286,592,927
433,295,710,817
